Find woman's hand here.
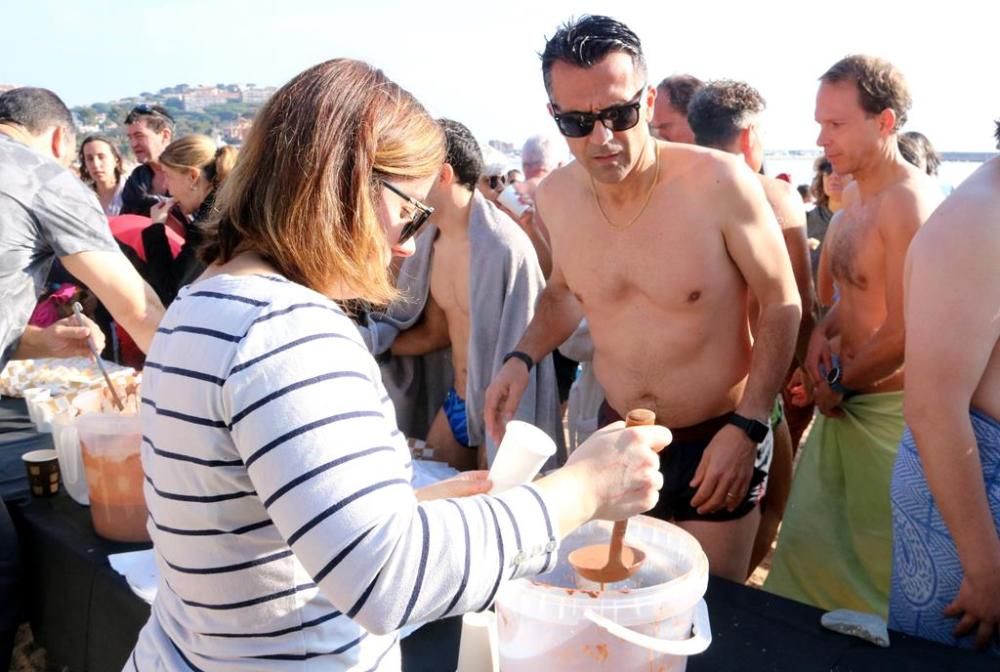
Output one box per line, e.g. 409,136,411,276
415,470,491,502
537,422,671,536
150,197,175,224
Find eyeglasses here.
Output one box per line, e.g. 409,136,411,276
381,181,434,245
126,104,175,124
551,86,647,138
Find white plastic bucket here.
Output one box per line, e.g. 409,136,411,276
51,411,89,505
495,517,710,671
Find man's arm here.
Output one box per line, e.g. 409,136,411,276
391,294,450,356
725,170,802,421
690,162,801,514
903,200,1000,626
61,250,165,353
839,190,928,391
483,182,582,441
771,180,815,365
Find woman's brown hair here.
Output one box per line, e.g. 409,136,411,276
202,58,445,305
159,134,238,187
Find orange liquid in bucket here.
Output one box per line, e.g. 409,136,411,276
77,415,150,543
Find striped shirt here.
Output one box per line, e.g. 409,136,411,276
127,273,558,671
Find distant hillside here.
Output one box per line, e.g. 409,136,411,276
71,83,275,160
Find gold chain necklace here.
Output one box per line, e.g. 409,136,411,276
589,142,660,229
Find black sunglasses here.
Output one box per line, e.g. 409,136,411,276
551,85,647,138
819,160,833,175
483,174,506,190
126,103,175,124
381,181,434,245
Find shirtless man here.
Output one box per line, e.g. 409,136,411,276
686,79,814,574
484,15,800,580
765,55,943,617
392,119,559,470
650,74,702,144
889,149,1000,653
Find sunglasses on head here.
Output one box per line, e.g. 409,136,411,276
551,85,647,138
126,103,175,124
381,181,434,245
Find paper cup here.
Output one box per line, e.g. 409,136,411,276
52,412,89,505
497,185,530,218
22,449,61,498
488,421,556,495
456,610,499,672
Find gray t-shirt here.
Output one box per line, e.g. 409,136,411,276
0,134,119,367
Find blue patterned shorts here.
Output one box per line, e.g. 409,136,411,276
889,409,1000,655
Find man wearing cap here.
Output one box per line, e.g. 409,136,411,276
120,104,174,216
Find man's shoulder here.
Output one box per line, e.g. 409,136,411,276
124,163,153,185
0,134,68,194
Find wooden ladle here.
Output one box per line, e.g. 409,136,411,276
569,408,657,585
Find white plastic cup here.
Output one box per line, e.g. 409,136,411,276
488,421,556,495
456,610,499,672
52,411,89,505
497,184,531,218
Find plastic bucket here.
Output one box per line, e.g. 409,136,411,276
51,411,89,505
496,517,710,671
76,413,149,542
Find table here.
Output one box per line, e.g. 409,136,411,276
2,398,996,671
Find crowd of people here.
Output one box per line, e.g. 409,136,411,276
0,13,997,670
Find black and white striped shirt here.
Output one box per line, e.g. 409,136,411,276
127,273,558,671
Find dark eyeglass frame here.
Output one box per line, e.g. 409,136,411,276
126,103,175,124
551,85,648,138
381,181,434,245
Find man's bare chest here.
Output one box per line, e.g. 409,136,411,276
430,242,470,315
829,210,883,290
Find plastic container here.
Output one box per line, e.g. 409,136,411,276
51,411,89,505
488,421,556,495
495,516,711,672
76,413,149,542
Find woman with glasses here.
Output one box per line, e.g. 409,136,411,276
126,58,668,671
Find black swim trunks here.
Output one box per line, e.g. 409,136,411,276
598,401,773,522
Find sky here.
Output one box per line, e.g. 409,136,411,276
3,0,999,152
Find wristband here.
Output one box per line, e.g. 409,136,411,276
502,350,534,372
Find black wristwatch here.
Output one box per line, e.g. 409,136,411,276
826,366,857,398
502,350,534,372
728,412,769,443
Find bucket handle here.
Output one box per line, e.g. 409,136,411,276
583,598,711,657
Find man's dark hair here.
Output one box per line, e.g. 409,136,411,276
0,87,74,135
820,55,911,131
124,104,175,134
687,80,766,150
541,15,646,96
438,118,482,191
656,75,703,114
898,131,941,176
